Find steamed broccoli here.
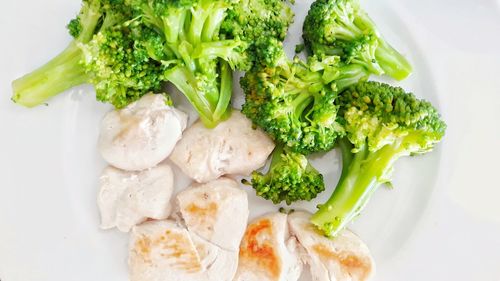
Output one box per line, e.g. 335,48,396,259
311,81,446,237
127,0,294,127
220,0,294,66
303,0,412,80
243,144,325,205
11,0,165,108
242,48,369,154
12,0,293,123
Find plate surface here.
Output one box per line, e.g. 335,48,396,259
1,0,500,280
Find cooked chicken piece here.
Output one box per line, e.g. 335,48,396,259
98,164,174,232
170,110,275,183
98,93,188,171
129,220,238,281
288,211,375,281
176,178,249,251
234,212,303,281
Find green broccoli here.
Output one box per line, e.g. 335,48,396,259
127,0,294,127
12,0,293,121
241,49,369,154
243,143,325,205
220,0,294,67
11,0,164,108
311,81,446,237
303,0,412,80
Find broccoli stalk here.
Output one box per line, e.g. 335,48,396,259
312,137,404,236
311,81,446,236
11,0,102,107
375,38,413,81
164,60,233,126
11,0,163,108
303,0,412,80
12,42,90,107
243,143,325,205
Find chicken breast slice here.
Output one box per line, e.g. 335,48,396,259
288,211,375,281
170,110,275,183
98,93,188,171
234,212,303,281
176,178,249,251
98,164,174,232
129,220,238,281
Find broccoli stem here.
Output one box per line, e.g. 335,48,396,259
269,143,285,167
187,5,210,45
165,61,232,128
375,39,412,80
335,64,369,91
193,40,244,62
332,22,363,42
202,6,227,42
213,61,232,122
11,42,89,107
164,65,215,126
337,137,354,183
292,92,314,117
311,139,402,237
164,10,189,44
76,1,102,42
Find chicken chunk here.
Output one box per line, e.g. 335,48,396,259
129,220,238,281
98,164,174,232
128,178,249,281
176,178,249,251
234,212,303,281
288,211,375,281
170,110,275,183
98,93,188,171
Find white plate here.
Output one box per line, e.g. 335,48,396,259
1,0,500,280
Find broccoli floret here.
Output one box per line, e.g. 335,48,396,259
12,0,294,123
311,81,446,236
220,0,294,67
242,49,369,154
127,0,294,127
11,0,163,108
81,25,167,108
243,144,325,205
303,0,412,80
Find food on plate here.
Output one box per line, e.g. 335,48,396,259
170,110,275,183
98,163,175,232
11,0,293,127
241,48,369,155
129,178,249,281
311,81,447,236
11,0,164,108
175,178,249,251
237,0,447,238
234,211,374,281
242,144,325,205
128,0,294,127
234,212,303,281
303,0,413,80
129,220,238,281
288,211,375,281
10,0,447,279
98,94,187,171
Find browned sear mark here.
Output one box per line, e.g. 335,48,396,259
239,219,281,280
186,202,218,218
313,243,371,279
134,229,202,273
